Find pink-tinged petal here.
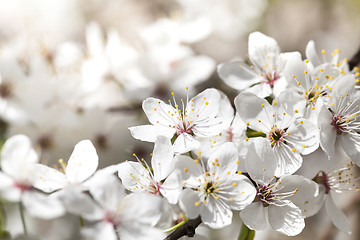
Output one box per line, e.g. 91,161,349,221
32,164,67,193
188,88,221,121
200,196,232,229
151,136,174,182
117,162,151,192
66,140,99,184
129,125,175,143
318,107,337,160
0,172,21,202
274,144,303,176
325,193,352,234
305,41,321,67
268,203,305,236
179,189,201,219
208,142,239,179
217,61,260,91
341,134,360,166
245,138,277,183
235,92,274,133
160,170,182,204
240,202,268,231
22,191,65,219
1,134,38,178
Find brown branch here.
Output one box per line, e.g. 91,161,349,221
164,216,202,240
348,47,360,70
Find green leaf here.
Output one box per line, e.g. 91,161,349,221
238,223,255,240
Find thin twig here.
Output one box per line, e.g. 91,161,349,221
164,216,202,240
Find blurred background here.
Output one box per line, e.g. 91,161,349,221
0,0,359,239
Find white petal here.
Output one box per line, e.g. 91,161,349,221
217,61,260,91
234,92,274,133
240,202,268,231
1,135,38,178
172,55,215,88
275,90,306,116
151,136,174,181
160,170,182,204
66,140,99,184
207,142,239,179
298,185,325,218
142,98,177,126
121,193,164,226
274,144,303,176
341,133,360,166
268,203,305,236
173,133,201,154
286,118,319,155
129,125,175,143
248,32,279,62
22,191,65,219
278,175,319,215
32,164,67,193
179,189,201,219
174,155,204,185
117,162,151,193
200,196,232,229
325,193,352,234
305,40,321,67
88,174,126,211
318,107,337,160
188,88,221,121
0,172,21,202
245,138,277,183
59,188,104,221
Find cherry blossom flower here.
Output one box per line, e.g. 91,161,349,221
82,174,165,240
177,142,256,228
240,138,319,236
235,91,319,175
318,93,360,163
129,88,223,154
218,32,300,98
0,135,64,219
300,160,360,234
118,136,182,204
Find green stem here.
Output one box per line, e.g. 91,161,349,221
18,202,27,235
79,216,85,227
163,218,189,233
238,223,255,240
188,151,194,159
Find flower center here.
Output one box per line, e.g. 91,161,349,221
262,71,279,87
149,182,162,195
256,185,274,207
268,128,286,148
176,121,194,135
331,114,346,135
104,210,121,226
312,171,331,194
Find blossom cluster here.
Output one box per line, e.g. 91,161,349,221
0,29,359,240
